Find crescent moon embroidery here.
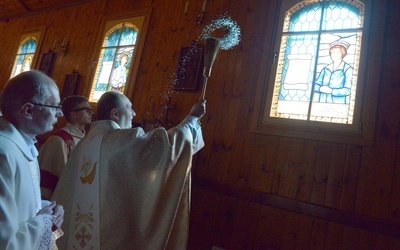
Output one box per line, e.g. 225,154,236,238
80,157,97,184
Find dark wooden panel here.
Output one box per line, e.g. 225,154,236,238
0,0,97,21
193,178,400,238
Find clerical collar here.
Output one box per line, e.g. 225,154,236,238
65,122,86,138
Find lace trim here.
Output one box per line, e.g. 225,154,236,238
39,216,64,250
26,160,41,213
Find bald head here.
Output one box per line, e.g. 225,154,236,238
97,91,135,129
0,70,62,136
1,70,58,121
97,91,125,120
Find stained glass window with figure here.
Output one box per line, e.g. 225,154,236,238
89,21,139,102
11,36,38,77
252,0,384,145
268,0,364,125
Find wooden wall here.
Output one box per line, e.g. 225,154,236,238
0,0,399,249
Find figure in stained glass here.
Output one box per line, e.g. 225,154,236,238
22,56,33,72
110,53,129,91
314,40,353,104
268,0,364,124
11,37,38,77
89,20,141,102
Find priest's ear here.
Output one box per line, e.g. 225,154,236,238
20,102,35,120
110,108,119,120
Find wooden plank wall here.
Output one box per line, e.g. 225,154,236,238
0,0,399,249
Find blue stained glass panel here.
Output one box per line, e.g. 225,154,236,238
95,48,116,91
103,48,117,62
322,2,360,30
289,4,322,32
106,29,121,47
119,27,137,46
17,55,24,64
19,39,37,54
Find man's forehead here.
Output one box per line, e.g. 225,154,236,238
121,95,131,105
125,100,132,107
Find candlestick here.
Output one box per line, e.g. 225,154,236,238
202,0,207,12
184,1,189,14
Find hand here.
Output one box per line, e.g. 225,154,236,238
52,204,64,231
37,201,56,216
37,201,64,231
189,99,206,119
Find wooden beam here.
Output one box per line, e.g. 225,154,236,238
0,0,96,22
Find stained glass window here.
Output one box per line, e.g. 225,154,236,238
89,22,138,101
10,36,38,77
268,0,364,125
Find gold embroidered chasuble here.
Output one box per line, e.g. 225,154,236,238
53,116,204,249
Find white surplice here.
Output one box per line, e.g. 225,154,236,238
0,117,61,249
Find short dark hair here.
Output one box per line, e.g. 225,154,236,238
61,95,89,122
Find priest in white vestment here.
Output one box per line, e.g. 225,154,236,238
0,70,64,249
53,90,206,249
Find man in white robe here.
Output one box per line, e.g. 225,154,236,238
39,95,93,199
0,70,65,249
53,90,206,249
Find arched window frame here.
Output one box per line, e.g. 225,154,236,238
10,29,44,78
252,0,384,146
88,9,152,103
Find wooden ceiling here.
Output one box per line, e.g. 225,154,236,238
0,0,92,22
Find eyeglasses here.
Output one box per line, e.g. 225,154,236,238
73,107,93,113
30,102,62,110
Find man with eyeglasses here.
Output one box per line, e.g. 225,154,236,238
39,95,93,200
0,70,65,249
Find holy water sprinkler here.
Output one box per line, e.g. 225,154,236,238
201,37,220,99
200,14,241,99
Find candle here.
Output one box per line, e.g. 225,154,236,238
62,38,65,47
53,40,57,49
184,1,189,14
202,0,207,12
